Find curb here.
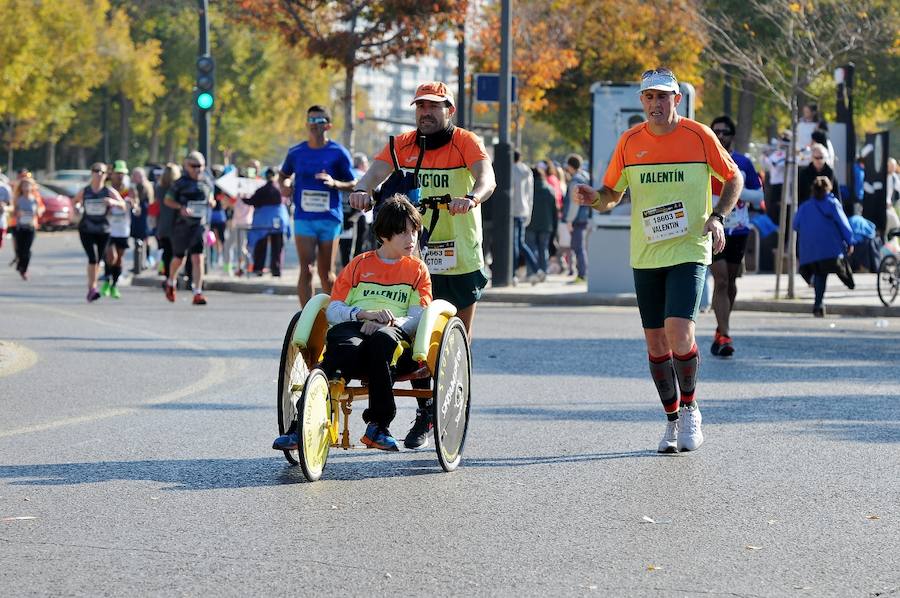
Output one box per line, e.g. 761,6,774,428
132,275,900,318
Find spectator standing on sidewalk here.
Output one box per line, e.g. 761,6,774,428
244,167,289,277
563,153,591,283
798,144,841,206
526,162,557,280
511,150,541,283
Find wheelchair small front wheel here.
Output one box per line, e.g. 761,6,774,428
877,255,899,306
297,369,332,482
432,317,471,472
277,311,309,465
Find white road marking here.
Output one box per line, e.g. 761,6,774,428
0,302,235,438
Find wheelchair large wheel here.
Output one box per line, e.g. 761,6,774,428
877,255,899,306
432,317,471,472
297,369,332,482
277,311,309,465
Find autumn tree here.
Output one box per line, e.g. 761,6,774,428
467,0,580,150
233,0,466,150
539,0,706,154
699,0,897,298
0,0,112,172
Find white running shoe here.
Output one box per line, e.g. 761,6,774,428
677,404,704,451
657,419,679,453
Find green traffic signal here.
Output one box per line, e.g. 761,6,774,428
197,92,214,110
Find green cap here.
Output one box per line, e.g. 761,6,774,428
113,160,128,174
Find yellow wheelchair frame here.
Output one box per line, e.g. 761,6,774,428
276,294,472,481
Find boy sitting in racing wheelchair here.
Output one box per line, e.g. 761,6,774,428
273,194,432,452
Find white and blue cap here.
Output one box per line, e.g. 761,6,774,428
639,68,680,94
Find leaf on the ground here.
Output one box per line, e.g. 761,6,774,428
641,516,656,524
2,516,37,522
647,564,663,571
384,573,392,579
745,545,764,550
767,519,778,525
865,514,880,520
793,586,813,590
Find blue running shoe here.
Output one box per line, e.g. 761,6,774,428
361,422,399,452
272,431,299,451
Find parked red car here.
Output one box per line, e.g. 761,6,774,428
36,183,74,230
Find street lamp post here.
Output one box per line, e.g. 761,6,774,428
491,0,513,287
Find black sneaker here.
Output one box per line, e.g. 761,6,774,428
403,408,433,449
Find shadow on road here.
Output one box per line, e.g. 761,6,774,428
473,333,900,384
476,394,900,444
0,449,668,489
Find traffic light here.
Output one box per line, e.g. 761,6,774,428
196,54,215,111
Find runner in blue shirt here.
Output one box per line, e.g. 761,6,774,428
708,116,764,358
279,105,356,306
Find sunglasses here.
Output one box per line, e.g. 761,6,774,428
92,168,106,174
812,156,825,160
713,128,734,135
187,162,204,168
641,68,675,80
307,116,329,124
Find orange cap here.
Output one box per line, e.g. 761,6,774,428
410,81,455,107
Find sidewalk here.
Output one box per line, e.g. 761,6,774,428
132,265,900,318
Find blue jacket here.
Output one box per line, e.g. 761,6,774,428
247,203,291,251
793,194,853,266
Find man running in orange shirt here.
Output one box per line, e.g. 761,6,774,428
575,68,743,453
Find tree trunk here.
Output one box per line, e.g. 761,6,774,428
6,115,15,174
734,78,756,154
148,107,162,164
118,92,132,161
46,139,57,174
164,129,176,163
76,147,87,169
342,65,355,151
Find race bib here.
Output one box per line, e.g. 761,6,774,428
188,200,208,219
301,190,330,212
109,207,128,226
84,198,106,216
642,201,688,244
424,240,457,273
724,202,750,230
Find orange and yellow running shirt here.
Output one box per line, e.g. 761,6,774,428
331,251,432,316
375,128,489,275
603,118,738,269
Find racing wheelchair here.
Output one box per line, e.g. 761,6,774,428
275,196,472,482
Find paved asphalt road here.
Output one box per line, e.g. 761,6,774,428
1,232,898,597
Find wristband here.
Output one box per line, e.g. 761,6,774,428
350,307,360,322
353,189,368,194
465,193,477,203
710,211,725,224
